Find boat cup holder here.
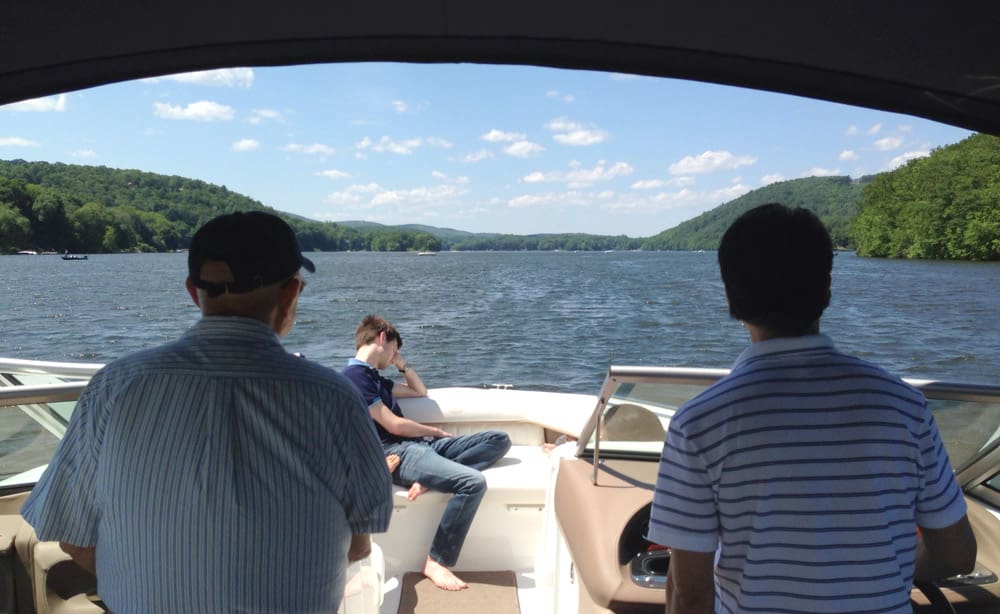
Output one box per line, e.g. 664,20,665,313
629,548,670,589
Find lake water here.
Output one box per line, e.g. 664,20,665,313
1,251,998,391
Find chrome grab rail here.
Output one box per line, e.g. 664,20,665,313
0,357,103,378
0,382,89,407
0,357,101,408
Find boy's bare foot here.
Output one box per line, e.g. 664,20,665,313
386,454,401,473
423,557,468,590
407,481,430,501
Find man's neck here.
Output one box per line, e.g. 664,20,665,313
354,346,378,368
746,321,820,343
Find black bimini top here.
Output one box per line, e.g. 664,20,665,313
2,1,1000,135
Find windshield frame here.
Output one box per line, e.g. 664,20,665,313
579,365,1000,490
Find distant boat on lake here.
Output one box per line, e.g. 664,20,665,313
417,251,437,256
61,252,88,260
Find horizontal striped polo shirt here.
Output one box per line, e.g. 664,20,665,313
648,334,966,614
22,316,393,613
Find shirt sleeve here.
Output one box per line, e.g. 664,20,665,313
647,419,719,552
20,372,107,546
329,384,394,535
342,366,384,409
914,406,967,529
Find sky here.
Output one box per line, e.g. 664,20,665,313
0,63,974,237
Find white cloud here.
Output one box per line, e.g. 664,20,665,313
392,100,409,113
322,183,384,205
70,149,97,158
544,118,582,132
712,183,753,202
839,149,858,161
554,130,609,146
545,117,609,146
631,176,696,190
463,149,494,163
545,90,575,103
3,94,67,112
610,73,641,81
322,181,467,211
248,108,284,124
0,137,39,147
355,136,450,155
760,173,785,185
899,125,913,133
802,167,841,177
845,125,859,136
153,100,234,121
508,192,592,209
482,129,526,143
371,184,465,206
142,68,254,88
631,179,667,190
866,123,882,135
874,136,903,151
503,141,545,158
886,150,930,170
521,160,634,188
425,137,453,149
231,139,260,152
317,169,351,179
282,142,335,156
668,150,757,175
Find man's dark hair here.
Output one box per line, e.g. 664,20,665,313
354,315,402,349
718,203,833,336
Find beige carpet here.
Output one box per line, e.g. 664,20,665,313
396,570,520,614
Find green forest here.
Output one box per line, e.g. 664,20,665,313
851,133,1000,260
2,133,999,259
640,175,872,251
0,160,441,254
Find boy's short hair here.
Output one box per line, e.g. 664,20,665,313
718,203,833,336
354,315,402,349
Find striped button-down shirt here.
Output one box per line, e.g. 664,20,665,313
22,316,393,613
649,334,966,614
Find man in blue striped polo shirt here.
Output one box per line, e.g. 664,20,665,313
22,211,393,612
649,203,977,613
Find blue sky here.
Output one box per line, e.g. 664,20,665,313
0,63,973,237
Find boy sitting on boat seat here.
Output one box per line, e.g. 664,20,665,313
344,315,512,591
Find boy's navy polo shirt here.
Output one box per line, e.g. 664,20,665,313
343,358,412,446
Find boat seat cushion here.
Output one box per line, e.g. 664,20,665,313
391,444,552,504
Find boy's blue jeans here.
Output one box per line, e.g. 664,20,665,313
386,430,512,566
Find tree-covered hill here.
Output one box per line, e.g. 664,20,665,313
0,159,440,253
641,176,872,251
0,159,641,253
852,133,1000,260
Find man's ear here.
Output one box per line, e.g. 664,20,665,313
186,278,201,307
278,277,302,308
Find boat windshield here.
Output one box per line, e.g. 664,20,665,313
581,366,1000,486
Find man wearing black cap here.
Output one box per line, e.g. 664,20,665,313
22,211,393,612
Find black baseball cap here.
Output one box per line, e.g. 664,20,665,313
188,211,315,297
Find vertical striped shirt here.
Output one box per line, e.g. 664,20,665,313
648,334,966,614
22,316,393,613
